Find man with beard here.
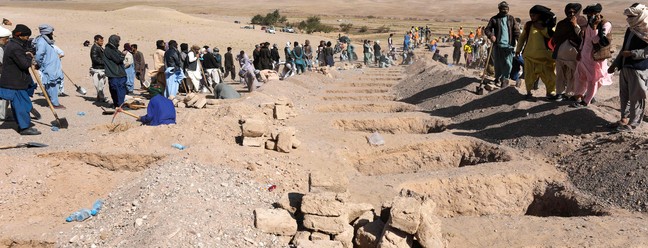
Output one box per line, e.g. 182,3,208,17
223,47,236,81
34,24,65,108
259,42,273,70
164,40,184,97
484,1,521,87
552,3,584,101
270,43,280,71
101,34,127,108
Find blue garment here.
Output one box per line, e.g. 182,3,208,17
164,67,185,98
510,56,525,80
125,65,135,92
404,35,411,51
139,94,176,126
498,16,510,48
34,35,64,106
0,84,36,130
108,76,127,108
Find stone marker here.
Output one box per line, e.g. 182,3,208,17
303,214,348,234
354,219,385,248
241,119,266,137
254,208,297,236
274,105,290,120
388,197,422,234
243,137,265,147
293,240,344,248
301,192,346,217
377,225,414,248
265,140,277,150
346,203,374,223
415,200,444,248
276,131,293,153
333,224,354,248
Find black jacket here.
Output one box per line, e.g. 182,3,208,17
484,13,520,48
90,43,105,69
614,28,648,70
259,47,273,70
224,51,234,68
214,53,222,69
0,38,34,90
102,35,126,78
202,52,218,69
270,47,280,62
553,18,582,50
164,47,183,72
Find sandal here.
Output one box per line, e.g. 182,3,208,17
614,125,633,133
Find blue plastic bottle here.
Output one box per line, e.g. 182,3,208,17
171,143,186,150
91,200,103,216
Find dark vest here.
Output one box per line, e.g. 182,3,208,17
621,28,648,70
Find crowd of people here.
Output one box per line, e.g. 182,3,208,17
0,2,647,135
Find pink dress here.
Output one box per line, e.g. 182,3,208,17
574,22,612,104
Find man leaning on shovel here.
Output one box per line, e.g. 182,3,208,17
0,24,40,135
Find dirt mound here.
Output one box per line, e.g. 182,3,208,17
333,115,448,134
39,152,164,171
559,133,648,212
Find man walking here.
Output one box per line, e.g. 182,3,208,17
102,35,127,108
90,34,108,102
34,24,65,109
223,47,236,81
484,1,520,87
608,3,648,132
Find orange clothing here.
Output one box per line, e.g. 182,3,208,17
458,29,465,37
469,33,475,39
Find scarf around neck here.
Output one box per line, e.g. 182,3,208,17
625,4,648,43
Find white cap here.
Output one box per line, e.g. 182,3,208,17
0,27,11,38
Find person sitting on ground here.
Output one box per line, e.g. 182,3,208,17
439,54,449,65
432,49,442,61
214,83,241,99
137,93,175,126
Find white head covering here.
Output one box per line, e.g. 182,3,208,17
0,27,10,38
625,4,648,43
286,41,291,48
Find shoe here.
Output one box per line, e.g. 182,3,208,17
59,92,69,97
590,97,597,104
97,92,105,102
501,79,510,88
53,104,66,110
570,102,587,108
554,94,564,102
19,127,41,135
127,91,135,96
614,125,633,133
525,93,536,101
547,94,559,101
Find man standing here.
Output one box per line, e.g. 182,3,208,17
484,1,520,87
90,34,107,102
373,40,382,65
132,44,148,90
553,3,584,101
270,44,280,72
164,40,183,97
34,24,65,109
149,40,166,89
223,47,236,81
0,24,40,135
608,3,648,132
0,27,12,121
201,47,220,86
102,35,127,108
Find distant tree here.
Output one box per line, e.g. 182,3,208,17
359,26,369,33
298,16,336,34
339,23,353,33
251,10,287,26
376,25,390,33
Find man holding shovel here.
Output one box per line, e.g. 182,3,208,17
0,24,40,135
34,24,65,109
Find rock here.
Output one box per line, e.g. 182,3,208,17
265,140,277,150
135,218,143,226
69,235,79,243
346,203,374,223
309,171,349,193
415,200,444,248
333,224,354,248
377,225,414,248
275,97,293,107
260,102,275,109
352,211,375,229
388,197,422,234
303,214,348,234
241,119,267,137
274,105,290,120
294,240,344,248
194,97,208,109
183,93,196,103
276,131,293,153
177,102,187,108
275,193,304,215
292,136,302,149
291,231,311,244
301,192,346,217
354,219,385,248
310,231,330,241
242,137,265,147
254,208,297,236
186,94,201,106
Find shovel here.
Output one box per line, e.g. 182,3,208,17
63,70,87,95
30,66,69,128
0,142,48,149
476,43,495,95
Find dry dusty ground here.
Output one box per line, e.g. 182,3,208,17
0,2,647,248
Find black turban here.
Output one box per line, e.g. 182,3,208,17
565,3,582,15
12,24,31,37
530,5,552,15
498,1,508,9
583,3,603,14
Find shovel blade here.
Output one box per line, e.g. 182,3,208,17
26,142,48,148
56,117,69,129
76,85,87,95
476,86,484,95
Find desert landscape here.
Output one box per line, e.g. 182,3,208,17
0,0,647,247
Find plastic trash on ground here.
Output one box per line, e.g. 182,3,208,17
367,132,385,146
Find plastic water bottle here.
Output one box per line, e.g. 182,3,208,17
91,199,103,216
367,132,385,146
171,143,186,150
77,111,86,116
66,209,92,222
